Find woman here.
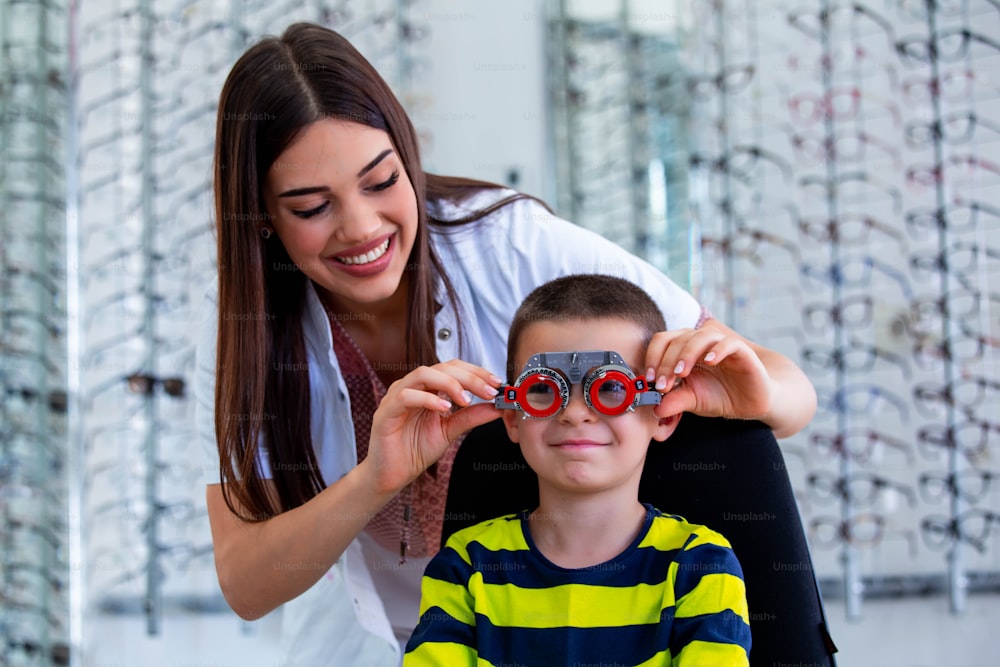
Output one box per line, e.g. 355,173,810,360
197,22,829,666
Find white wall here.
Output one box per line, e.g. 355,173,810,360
413,0,550,200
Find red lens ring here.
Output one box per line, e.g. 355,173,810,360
586,368,637,416
516,373,566,418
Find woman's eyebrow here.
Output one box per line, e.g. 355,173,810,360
357,148,393,178
277,148,395,198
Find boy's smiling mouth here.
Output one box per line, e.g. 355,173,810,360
552,439,607,449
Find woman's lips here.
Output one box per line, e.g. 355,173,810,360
325,233,394,277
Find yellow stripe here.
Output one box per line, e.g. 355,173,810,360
458,517,531,555
403,640,481,666
672,639,749,667
683,527,735,550
673,572,749,624
638,514,699,550
474,581,665,628
419,576,476,625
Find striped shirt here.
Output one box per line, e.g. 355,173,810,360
404,504,750,667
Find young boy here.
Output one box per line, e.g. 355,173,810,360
403,274,751,666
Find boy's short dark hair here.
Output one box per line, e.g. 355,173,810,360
506,274,667,380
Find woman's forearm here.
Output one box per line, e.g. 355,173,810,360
206,460,393,620
751,341,818,439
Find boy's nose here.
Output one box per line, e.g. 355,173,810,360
559,385,596,423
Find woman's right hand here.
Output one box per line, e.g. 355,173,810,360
363,360,502,495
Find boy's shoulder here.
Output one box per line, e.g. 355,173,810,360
442,511,529,556
644,505,735,552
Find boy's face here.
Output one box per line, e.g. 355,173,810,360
502,317,678,495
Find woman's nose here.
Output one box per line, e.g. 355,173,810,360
333,196,381,243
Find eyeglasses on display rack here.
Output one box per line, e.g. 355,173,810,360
904,112,1000,148
919,469,1000,504
4,307,64,340
809,513,918,556
816,382,911,419
896,0,1000,21
906,155,1000,190
904,198,1000,237
803,294,874,333
802,340,913,378
701,225,801,266
800,255,914,299
913,376,1000,416
687,63,755,99
787,2,896,43
899,67,1000,105
2,382,68,414
796,212,908,251
908,290,1000,327
799,171,903,212
689,144,793,183
921,509,1000,553
917,418,1000,463
124,372,186,398
788,86,902,127
791,129,902,167
909,241,1000,282
806,470,918,507
809,428,915,464
896,28,1000,65
911,330,1000,365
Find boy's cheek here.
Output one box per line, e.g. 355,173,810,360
500,410,522,443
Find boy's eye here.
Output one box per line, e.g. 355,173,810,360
597,380,629,409
525,382,557,411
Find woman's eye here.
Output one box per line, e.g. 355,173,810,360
370,170,399,192
292,202,329,219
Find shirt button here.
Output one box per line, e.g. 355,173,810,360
437,328,452,341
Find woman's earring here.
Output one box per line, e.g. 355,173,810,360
260,227,273,239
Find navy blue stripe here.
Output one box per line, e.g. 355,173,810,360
672,541,745,600
475,614,669,667
423,545,474,588
669,609,752,657
405,606,475,654
461,508,689,589
465,540,680,588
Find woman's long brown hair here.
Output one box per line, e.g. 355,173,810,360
213,23,538,522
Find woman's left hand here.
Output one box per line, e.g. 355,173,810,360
644,320,774,422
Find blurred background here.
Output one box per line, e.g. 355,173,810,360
1,0,998,665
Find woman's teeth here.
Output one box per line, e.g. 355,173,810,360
337,238,390,265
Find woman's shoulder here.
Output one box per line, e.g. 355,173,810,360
427,187,521,219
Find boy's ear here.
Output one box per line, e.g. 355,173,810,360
500,409,521,443
651,412,681,442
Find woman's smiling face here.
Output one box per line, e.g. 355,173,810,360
262,119,418,313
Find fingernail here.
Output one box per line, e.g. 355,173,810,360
490,374,504,386
704,351,717,362
655,376,668,391
438,398,453,410
646,367,655,382
484,385,499,398
673,360,685,375
461,390,474,404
